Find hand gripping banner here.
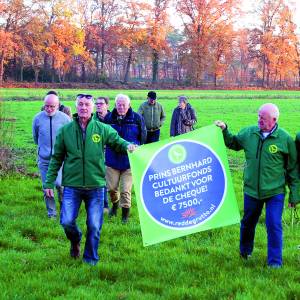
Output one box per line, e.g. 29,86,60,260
128,125,240,246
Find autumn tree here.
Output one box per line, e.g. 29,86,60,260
176,0,240,86
46,19,88,82
118,0,149,83
145,0,171,83
0,0,32,83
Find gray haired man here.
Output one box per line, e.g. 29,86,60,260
32,93,71,218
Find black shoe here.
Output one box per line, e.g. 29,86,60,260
121,207,130,224
109,202,119,217
70,241,80,258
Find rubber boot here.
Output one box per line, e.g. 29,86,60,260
109,202,119,218
121,207,130,224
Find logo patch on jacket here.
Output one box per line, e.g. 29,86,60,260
92,134,101,143
269,145,278,153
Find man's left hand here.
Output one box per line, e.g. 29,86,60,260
127,144,137,153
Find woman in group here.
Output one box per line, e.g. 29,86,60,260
170,95,197,137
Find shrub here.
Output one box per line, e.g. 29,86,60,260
0,99,16,176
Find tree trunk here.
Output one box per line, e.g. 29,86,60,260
152,49,159,83
214,73,217,88
20,58,24,82
0,53,4,84
34,69,39,84
81,62,86,83
262,55,266,87
95,51,99,81
100,44,105,80
51,57,55,83
123,48,132,83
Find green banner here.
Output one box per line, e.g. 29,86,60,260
128,125,240,246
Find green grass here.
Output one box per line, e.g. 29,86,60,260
0,89,299,299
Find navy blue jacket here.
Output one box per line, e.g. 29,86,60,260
105,107,147,170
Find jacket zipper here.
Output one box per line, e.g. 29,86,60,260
151,106,153,129
76,130,79,150
82,135,85,187
50,116,53,156
257,137,265,198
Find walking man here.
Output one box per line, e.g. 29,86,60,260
32,93,70,218
215,103,299,268
138,91,165,143
44,94,136,265
105,94,147,223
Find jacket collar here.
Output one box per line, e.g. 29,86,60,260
254,124,279,138
111,107,133,120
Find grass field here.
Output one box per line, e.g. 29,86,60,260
0,88,299,299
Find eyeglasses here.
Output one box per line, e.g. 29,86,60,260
96,102,106,105
76,94,93,100
44,104,57,109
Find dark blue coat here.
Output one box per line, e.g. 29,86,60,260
105,107,147,170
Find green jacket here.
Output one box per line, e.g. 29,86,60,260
44,114,129,189
223,125,299,203
138,101,166,131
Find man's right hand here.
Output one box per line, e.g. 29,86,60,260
214,120,226,130
45,188,54,198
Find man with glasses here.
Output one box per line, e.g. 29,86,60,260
44,94,136,266
32,93,71,218
41,90,72,118
94,96,110,122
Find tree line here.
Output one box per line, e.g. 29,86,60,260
1,0,300,88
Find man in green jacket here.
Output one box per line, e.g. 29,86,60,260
44,94,136,266
215,103,299,268
138,91,166,143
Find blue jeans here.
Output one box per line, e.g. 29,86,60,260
104,186,109,209
240,193,284,266
38,160,62,218
146,129,160,143
60,187,104,264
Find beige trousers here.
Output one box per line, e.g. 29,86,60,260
106,166,133,208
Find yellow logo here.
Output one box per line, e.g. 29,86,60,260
92,134,101,143
269,145,278,154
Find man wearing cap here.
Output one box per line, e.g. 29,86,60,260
33,93,71,218
215,103,299,268
170,95,197,137
44,94,137,266
138,91,166,143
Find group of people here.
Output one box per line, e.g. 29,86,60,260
32,91,298,268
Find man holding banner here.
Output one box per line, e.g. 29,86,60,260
215,103,299,268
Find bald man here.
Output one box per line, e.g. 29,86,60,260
215,103,299,268
33,94,71,218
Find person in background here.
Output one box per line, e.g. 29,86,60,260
170,95,197,137
94,96,110,212
32,93,71,218
105,94,147,223
44,94,137,265
138,91,166,143
42,90,72,118
215,103,299,268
